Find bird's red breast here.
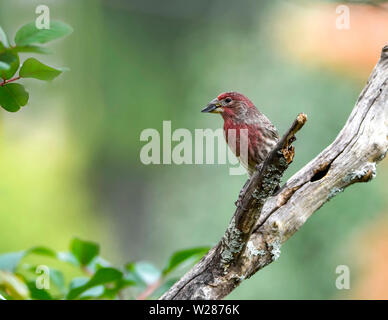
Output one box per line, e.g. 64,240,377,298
203,92,279,176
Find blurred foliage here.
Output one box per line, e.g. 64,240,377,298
326,0,388,3
0,238,209,300
0,0,386,300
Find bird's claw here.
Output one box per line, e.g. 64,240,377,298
235,199,249,211
255,163,263,172
289,136,296,144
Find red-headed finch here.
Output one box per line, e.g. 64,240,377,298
201,91,279,177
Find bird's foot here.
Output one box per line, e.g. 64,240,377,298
235,178,251,209
235,194,249,211
235,189,245,207
235,200,249,211
255,163,263,172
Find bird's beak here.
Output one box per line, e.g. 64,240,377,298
201,98,223,113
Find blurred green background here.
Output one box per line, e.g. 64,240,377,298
0,0,387,299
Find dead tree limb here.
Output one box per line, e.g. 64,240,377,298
160,44,388,300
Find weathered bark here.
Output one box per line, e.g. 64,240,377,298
161,44,388,300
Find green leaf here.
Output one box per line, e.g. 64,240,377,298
0,251,26,272
56,251,79,265
126,262,161,285
66,268,123,300
70,238,100,266
11,45,53,55
0,246,58,272
0,51,19,79
68,277,88,289
26,281,53,300
124,265,145,288
19,58,65,81
21,264,65,294
0,61,10,72
28,246,57,258
87,256,111,273
0,83,29,112
163,247,210,275
0,26,9,47
15,21,73,46
102,276,136,299
49,269,65,292
78,285,105,299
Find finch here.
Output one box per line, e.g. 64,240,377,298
201,91,279,177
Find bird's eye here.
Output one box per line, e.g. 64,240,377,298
225,97,232,103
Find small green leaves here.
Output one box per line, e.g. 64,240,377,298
49,268,66,293
163,247,209,275
28,246,57,258
126,261,161,286
0,238,210,300
0,21,71,112
0,26,9,48
134,262,161,285
70,238,100,266
0,51,19,80
11,45,53,55
19,58,66,81
0,61,10,72
15,21,73,46
26,281,53,300
0,247,56,272
0,83,29,112
66,268,123,300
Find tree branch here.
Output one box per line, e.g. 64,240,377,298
160,44,388,300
